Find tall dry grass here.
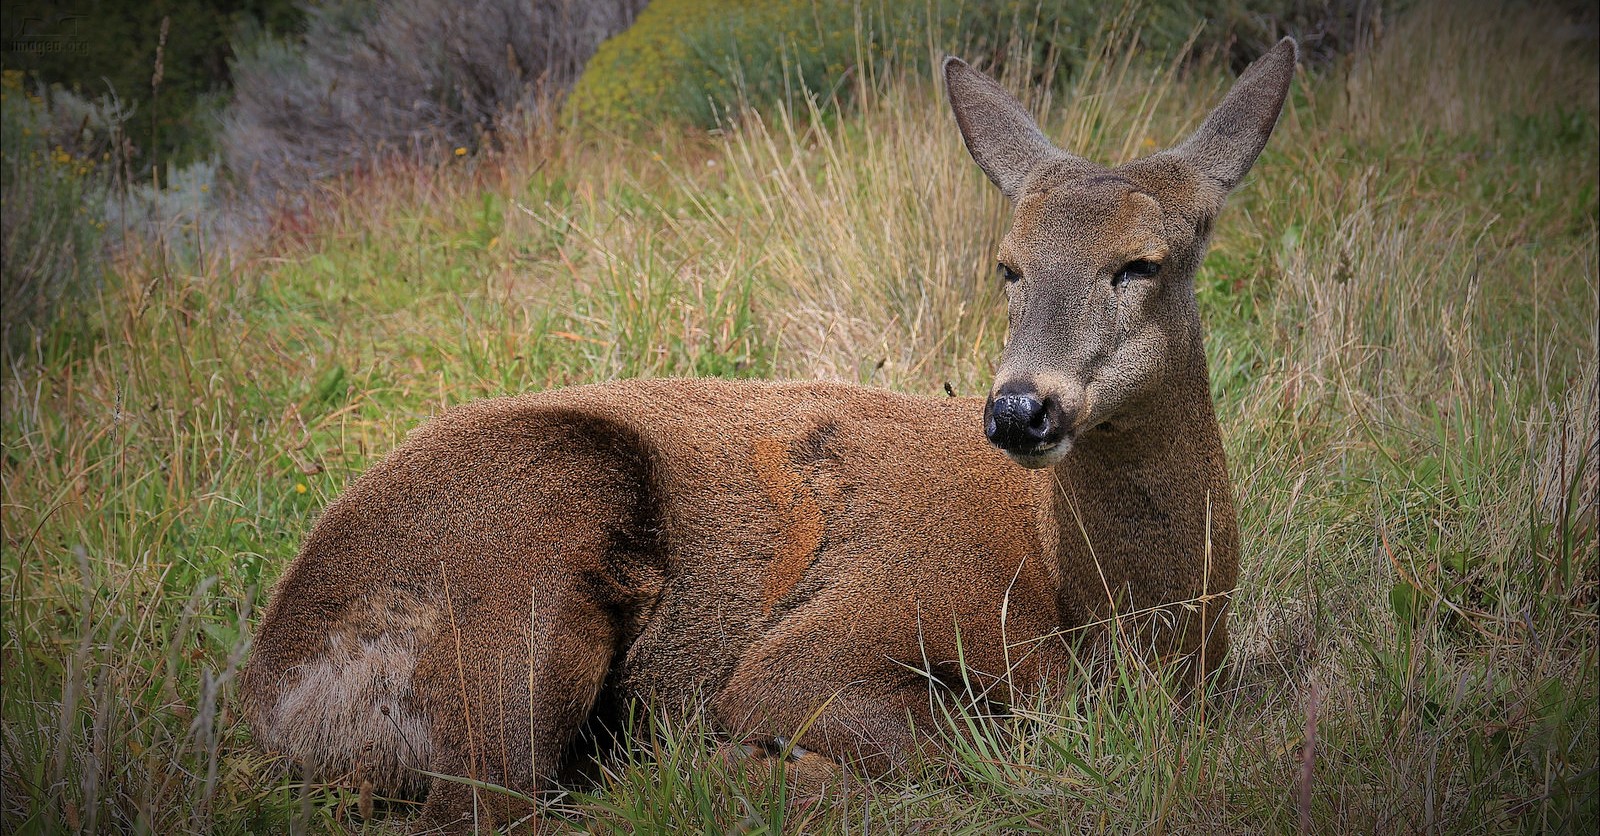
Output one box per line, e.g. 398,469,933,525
723,10,1216,392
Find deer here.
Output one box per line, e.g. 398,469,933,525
239,38,1298,831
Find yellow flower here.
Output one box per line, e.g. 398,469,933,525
454,146,467,157
295,482,308,494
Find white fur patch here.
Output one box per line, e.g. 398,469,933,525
258,592,438,794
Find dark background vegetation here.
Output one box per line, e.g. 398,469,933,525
2,0,1377,356
1,0,304,169
2,0,1378,182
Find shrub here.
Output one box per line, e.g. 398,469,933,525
565,0,1073,133
565,0,1379,135
221,0,646,203
0,0,303,170
0,71,116,356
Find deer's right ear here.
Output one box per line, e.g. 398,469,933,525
944,57,1075,200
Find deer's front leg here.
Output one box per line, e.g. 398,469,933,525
709,599,963,789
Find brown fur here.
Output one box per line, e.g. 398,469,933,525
240,40,1298,831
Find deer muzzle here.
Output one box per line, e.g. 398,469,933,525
985,381,1075,467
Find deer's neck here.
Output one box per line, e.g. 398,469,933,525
1040,351,1239,629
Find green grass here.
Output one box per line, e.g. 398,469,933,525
2,0,1596,832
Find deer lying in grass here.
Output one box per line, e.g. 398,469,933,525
241,39,1297,830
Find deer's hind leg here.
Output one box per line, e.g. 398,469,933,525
404,412,665,831
409,574,624,832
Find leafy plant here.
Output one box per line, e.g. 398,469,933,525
0,70,113,356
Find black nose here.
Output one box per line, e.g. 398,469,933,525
985,391,1066,452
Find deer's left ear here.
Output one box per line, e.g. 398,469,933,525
1168,38,1298,196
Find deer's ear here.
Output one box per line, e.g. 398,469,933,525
944,57,1076,200
1169,37,1298,195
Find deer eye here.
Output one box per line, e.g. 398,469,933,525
1113,259,1161,287
998,263,1021,283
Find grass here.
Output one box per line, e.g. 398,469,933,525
2,0,1596,832
0,70,111,355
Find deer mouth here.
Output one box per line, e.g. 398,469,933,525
998,434,1074,469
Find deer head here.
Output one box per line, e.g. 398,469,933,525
946,39,1298,468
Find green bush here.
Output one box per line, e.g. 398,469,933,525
566,0,1072,132
565,0,1367,134
0,70,112,355
0,0,303,171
